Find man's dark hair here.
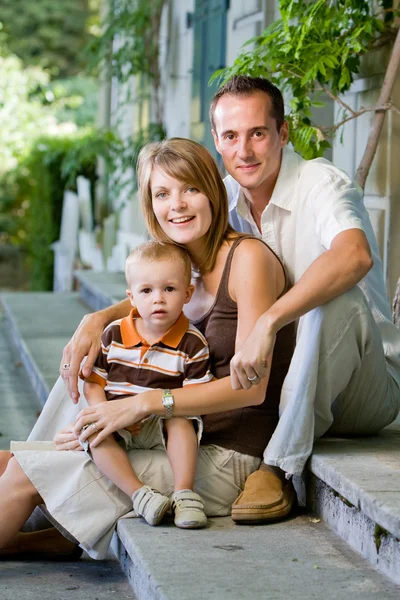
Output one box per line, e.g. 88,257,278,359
210,75,285,133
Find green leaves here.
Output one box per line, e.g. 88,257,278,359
0,0,93,77
86,0,166,83
212,0,396,159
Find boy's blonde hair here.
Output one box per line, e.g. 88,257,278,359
125,241,192,287
137,137,238,274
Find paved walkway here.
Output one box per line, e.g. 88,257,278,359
0,310,135,600
0,311,39,450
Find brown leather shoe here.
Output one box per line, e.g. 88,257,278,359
231,468,296,523
0,528,83,561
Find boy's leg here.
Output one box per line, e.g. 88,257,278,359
164,417,198,492
165,417,207,528
84,418,170,527
83,392,143,497
85,432,143,497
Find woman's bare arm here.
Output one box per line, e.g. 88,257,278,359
76,240,284,446
60,298,131,402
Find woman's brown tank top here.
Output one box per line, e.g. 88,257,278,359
193,236,295,458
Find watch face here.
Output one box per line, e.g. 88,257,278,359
164,396,173,408
163,391,174,409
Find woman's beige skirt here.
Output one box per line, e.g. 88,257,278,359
12,377,260,559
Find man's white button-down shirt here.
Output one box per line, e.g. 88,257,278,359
225,146,400,386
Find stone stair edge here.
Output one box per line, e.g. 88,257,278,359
1,293,50,405
74,270,125,309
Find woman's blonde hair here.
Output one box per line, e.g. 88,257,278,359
137,137,237,273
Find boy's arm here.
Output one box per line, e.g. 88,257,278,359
60,297,132,403
84,381,108,406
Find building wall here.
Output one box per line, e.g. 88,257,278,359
160,0,195,138
332,58,400,300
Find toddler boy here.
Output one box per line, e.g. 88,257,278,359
82,241,212,529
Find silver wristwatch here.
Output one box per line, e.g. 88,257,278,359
162,389,174,419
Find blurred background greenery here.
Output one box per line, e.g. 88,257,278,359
0,0,110,289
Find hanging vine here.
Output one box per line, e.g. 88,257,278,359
87,0,166,123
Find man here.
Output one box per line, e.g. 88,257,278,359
209,76,400,522
61,76,399,524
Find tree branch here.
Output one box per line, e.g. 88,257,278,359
320,86,356,116
323,102,400,134
356,27,400,190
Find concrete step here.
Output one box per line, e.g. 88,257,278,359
2,283,400,595
113,514,400,600
1,291,91,404
74,270,127,310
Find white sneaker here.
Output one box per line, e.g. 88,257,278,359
171,490,207,529
132,486,170,526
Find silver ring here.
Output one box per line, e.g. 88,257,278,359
62,363,70,370
90,422,98,433
248,375,259,383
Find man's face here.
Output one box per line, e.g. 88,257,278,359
212,91,288,193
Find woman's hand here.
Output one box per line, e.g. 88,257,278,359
60,312,106,403
74,395,149,447
230,315,277,390
54,425,82,451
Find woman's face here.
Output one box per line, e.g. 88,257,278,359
150,166,213,254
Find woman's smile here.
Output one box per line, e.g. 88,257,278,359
169,215,195,225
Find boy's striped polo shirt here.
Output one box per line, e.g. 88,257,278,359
85,309,213,398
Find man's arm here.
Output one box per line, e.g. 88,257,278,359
60,297,131,403
230,228,373,389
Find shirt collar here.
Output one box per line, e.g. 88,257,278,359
268,146,302,212
120,308,189,349
226,146,303,215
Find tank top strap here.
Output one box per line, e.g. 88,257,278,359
217,235,259,306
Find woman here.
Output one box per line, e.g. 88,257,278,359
0,138,293,559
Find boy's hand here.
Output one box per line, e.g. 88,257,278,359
54,425,82,451
125,423,142,435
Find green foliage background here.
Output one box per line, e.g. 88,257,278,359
0,0,94,77
1,130,120,290
0,0,106,290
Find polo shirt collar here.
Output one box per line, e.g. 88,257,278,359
120,308,189,349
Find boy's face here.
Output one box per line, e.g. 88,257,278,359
126,258,194,331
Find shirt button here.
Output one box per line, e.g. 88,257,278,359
143,358,149,364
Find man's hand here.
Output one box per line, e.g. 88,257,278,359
230,315,276,390
60,312,105,403
54,425,82,451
